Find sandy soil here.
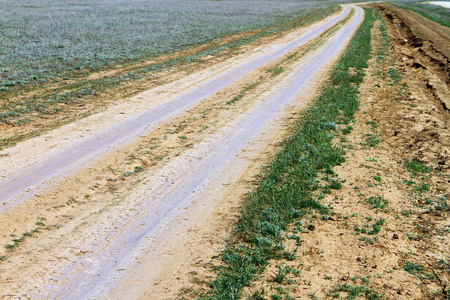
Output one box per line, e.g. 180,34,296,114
0,5,364,299
180,5,449,299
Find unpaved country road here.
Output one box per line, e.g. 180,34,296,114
0,5,363,299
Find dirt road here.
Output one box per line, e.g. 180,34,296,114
0,5,363,299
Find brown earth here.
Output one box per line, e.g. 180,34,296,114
179,5,450,300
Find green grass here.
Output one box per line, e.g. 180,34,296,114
199,7,377,299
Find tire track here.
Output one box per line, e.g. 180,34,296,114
0,6,351,213
25,5,363,299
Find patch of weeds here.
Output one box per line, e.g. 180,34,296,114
122,171,134,177
437,259,450,271
365,196,388,209
288,234,302,245
355,218,384,236
273,263,292,283
342,125,353,135
368,219,384,235
4,244,16,252
268,66,285,77
171,122,188,134
415,183,429,192
404,179,415,186
227,80,262,105
134,166,144,173
434,196,448,211
404,158,431,177
329,180,342,190
365,121,378,129
361,133,380,147
401,210,411,217
329,283,383,299
365,158,377,162
404,260,434,280
359,236,375,245
283,247,297,261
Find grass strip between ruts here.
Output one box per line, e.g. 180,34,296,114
198,7,378,300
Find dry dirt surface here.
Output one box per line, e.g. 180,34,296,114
181,4,449,300
0,5,365,299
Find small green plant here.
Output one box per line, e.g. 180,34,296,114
268,66,285,77
404,260,434,280
330,180,342,189
359,236,375,245
329,283,383,299
363,133,380,147
401,210,411,217
365,196,388,209
415,183,429,192
342,125,353,135
368,218,385,235
366,121,378,128
404,179,415,186
4,244,16,251
134,166,144,173
274,264,292,283
404,158,431,177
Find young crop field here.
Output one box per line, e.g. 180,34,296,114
393,1,450,26
0,0,351,92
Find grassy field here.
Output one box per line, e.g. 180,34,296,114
0,0,346,139
1,0,350,92
392,1,450,26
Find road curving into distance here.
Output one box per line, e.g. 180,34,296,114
0,5,351,212
0,4,364,299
